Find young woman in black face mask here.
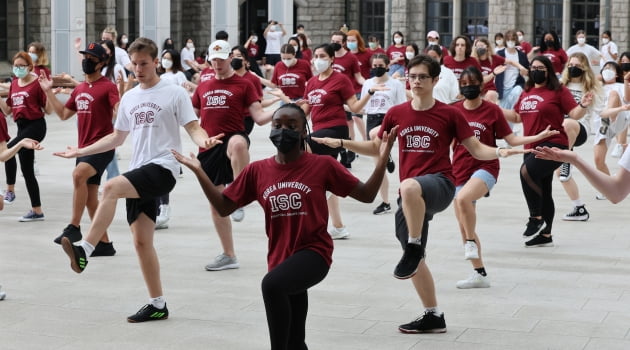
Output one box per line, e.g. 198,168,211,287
361,53,406,215
172,103,397,350
452,66,558,288
503,56,593,247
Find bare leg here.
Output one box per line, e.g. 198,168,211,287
130,213,162,298
410,261,437,308
328,195,344,228
453,178,488,269
70,163,97,227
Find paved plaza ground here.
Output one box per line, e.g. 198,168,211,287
1,104,630,349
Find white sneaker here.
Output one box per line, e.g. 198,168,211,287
155,204,170,229
464,241,479,260
611,143,624,158
456,272,490,289
231,207,245,222
595,193,607,200
328,226,350,240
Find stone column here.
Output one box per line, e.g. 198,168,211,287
51,0,86,78
139,0,170,45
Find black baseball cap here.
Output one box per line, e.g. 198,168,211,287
79,42,109,61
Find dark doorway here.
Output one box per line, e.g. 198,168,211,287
240,0,268,57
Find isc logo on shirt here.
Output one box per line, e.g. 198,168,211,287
12,96,24,106
519,96,541,111
269,193,302,212
135,111,155,124
77,100,90,111
206,95,227,106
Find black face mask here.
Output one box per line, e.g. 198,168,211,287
370,67,387,78
568,66,584,78
330,43,342,52
82,58,100,74
621,63,630,72
530,70,547,84
230,58,244,70
269,128,301,154
545,40,555,48
475,47,487,57
460,85,481,100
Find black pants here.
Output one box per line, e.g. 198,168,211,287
5,118,46,207
261,249,329,350
520,142,567,233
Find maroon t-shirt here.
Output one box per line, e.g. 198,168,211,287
452,100,513,186
272,59,313,99
223,152,359,270
192,73,259,151
518,41,532,55
515,86,575,148
304,71,354,131
332,51,360,82
443,56,482,80
199,67,216,82
352,50,372,93
386,45,406,64
478,55,505,94
33,66,51,79
65,77,119,148
6,77,47,121
301,48,312,64
378,100,474,182
0,113,9,142
541,48,568,74
247,43,259,59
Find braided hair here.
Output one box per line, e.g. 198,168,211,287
272,103,310,150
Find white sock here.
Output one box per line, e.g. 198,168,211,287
408,237,422,245
425,306,441,316
150,296,166,309
80,241,95,257
572,199,584,207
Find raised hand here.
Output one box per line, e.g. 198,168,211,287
53,146,80,159
171,150,202,171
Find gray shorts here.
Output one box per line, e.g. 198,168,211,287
394,173,455,250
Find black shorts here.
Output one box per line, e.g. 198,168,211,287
395,173,455,250
573,123,588,148
244,116,254,135
123,163,176,225
76,150,115,185
266,54,281,66
307,125,349,158
198,132,250,186
366,114,386,139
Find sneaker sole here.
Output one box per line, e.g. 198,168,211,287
525,242,554,248
558,176,571,182
127,315,168,323
19,217,45,222
373,209,391,215
562,216,589,221
393,269,417,280
398,327,447,334
330,234,350,240
61,238,84,273
464,254,479,260
205,263,240,271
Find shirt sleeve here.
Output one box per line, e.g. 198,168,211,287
173,87,198,126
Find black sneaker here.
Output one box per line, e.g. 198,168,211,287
523,217,545,237
562,205,589,221
53,224,82,245
339,150,351,169
127,303,169,323
91,241,117,257
525,234,554,247
373,202,391,215
398,311,447,334
394,243,424,279
387,155,396,173
61,237,88,273
558,162,571,182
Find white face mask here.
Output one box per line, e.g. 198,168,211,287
122,37,129,44
517,35,524,42
252,36,258,43
602,69,616,82
405,52,415,60
394,37,402,44
495,39,504,46
187,42,194,49
506,40,516,49
428,40,438,46
577,37,586,45
314,58,330,74
161,58,173,69
602,38,610,45
292,45,299,52
282,58,294,67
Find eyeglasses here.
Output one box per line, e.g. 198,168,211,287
530,66,547,72
567,64,583,69
407,74,432,81
13,64,28,69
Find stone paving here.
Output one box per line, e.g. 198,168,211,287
1,107,629,349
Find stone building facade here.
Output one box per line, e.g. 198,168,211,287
1,0,630,76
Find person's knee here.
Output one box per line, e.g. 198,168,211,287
227,137,249,157
400,178,422,199
261,272,283,297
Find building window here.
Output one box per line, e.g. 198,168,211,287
570,0,600,47
360,0,385,45
461,0,488,41
0,0,6,61
534,0,563,43
426,0,453,46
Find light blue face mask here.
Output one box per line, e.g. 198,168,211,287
347,42,358,51
13,66,29,79
29,52,38,62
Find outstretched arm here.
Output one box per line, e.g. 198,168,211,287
172,150,239,216
0,138,43,162
533,146,630,203
504,125,559,146
53,129,128,158
462,135,526,160
347,126,398,202
183,120,224,149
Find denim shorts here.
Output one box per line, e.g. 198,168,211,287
455,169,497,200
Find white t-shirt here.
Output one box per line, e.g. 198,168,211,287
115,47,131,69
566,44,601,68
433,65,460,104
265,31,284,55
115,79,198,178
360,77,406,114
160,71,188,87
102,64,128,83
503,49,520,90
618,144,630,172
600,41,619,67
180,47,195,70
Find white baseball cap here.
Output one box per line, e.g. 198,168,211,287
207,40,231,60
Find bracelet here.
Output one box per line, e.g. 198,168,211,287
368,89,375,95
579,102,587,109
340,139,344,148
495,147,505,158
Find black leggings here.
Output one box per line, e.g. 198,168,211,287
5,118,46,207
261,249,329,350
519,142,566,233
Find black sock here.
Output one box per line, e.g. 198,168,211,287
475,267,487,276
466,239,475,242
